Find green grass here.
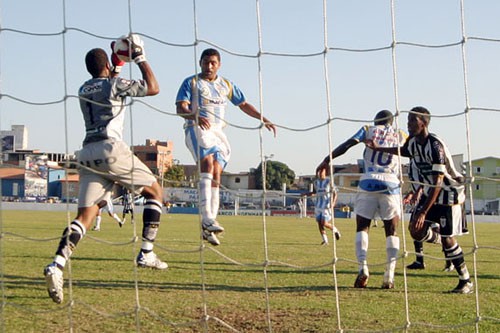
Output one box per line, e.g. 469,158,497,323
0,211,498,332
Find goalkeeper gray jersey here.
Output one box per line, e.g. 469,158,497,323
78,77,147,145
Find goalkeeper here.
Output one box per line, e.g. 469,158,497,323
43,34,167,305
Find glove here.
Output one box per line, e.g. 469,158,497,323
128,34,146,64
110,41,126,73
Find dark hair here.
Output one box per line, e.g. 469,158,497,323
85,48,108,77
374,110,393,125
200,48,221,62
410,106,431,125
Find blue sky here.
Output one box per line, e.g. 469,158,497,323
1,0,499,176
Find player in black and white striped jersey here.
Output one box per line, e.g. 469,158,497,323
367,106,472,294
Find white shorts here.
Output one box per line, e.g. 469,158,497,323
184,125,231,169
315,208,332,223
77,140,157,208
354,191,401,220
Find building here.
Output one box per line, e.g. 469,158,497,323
132,139,173,177
221,171,256,190
1,124,28,152
466,156,500,214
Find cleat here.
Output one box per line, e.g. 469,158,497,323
136,251,168,270
202,230,221,246
202,219,224,234
333,227,341,241
320,241,329,246
92,226,100,231
354,270,369,288
443,262,455,272
44,264,64,304
450,280,473,294
406,261,425,270
381,281,394,289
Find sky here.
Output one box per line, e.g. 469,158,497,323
0,0,499,176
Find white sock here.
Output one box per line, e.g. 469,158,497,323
199,173,212,221
95,216,102,228
321,233,328,243
210,187,220,220
385,235,400,281
355,231,369,272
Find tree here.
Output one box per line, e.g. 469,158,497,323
253,160,295,190
163,164,185,187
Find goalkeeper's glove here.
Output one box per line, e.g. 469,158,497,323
128,34,147,64
110,41,125,74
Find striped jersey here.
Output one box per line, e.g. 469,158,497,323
176,75,246,128
314,177,334,210
78,77,148,146
351,124,407,194
403,133,465,205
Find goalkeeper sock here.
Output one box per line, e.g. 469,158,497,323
141,199,162,253
54,220,86,269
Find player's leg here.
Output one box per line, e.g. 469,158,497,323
380,194,400,289
137,181,168,269
93,210,102,231
407,240,425,269
381,217,399,289
441,205,472,294
317,214,328,245
353,192,376,288
110,141,168,269
44,165,107,303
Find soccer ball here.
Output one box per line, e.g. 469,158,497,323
112,38,132,62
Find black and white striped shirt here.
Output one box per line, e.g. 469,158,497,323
403,133,465,205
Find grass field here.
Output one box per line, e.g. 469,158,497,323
0,210,498,332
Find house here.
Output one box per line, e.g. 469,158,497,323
466,156,500,214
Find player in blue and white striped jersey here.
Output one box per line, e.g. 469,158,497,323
367,106,472,294
303,168,341,245
176,48,276,246
317,110,405,289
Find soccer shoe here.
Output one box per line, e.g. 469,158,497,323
202,230,221,246
406,261,425,270
92,226,100,231
443,262,455,272
136,251,168,270
450,280,473,294
320,240,329,246
202,219,224,234
44,264,64,304
354,269,369,288
333,227,341,241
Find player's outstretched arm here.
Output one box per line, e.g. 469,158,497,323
239,102,277,137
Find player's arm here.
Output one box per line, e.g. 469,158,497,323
239,102,277,137
124,34,159,96
316,138,359,173
176,101,211,130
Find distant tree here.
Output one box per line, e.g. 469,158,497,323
163,164,185,187
253,160,295,190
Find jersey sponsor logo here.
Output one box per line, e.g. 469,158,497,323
80,83,103,95
79,156,117,168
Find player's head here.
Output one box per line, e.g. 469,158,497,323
317,167,329,179
374,110,393,126
407,106,430,136
85,48,109,78
199,48,221,80
410,106,431,126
